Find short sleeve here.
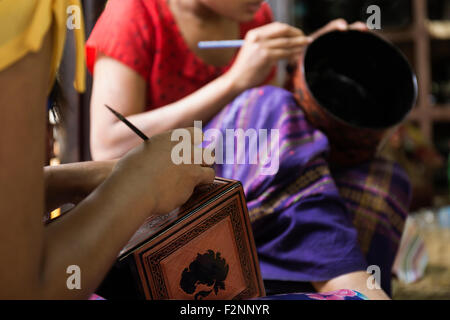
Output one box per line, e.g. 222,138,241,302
0,0,85,93
85,0,154,80
260,2,274,23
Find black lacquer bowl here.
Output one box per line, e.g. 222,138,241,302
290,30,418,166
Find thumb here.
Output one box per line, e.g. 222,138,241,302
196,166,216,185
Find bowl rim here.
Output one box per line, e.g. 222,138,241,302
299,29,418,131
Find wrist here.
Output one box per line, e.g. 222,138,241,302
82,160,116,197
101,164,157,220
221,69,247,97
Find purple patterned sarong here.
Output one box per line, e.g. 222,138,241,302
204,86,411,296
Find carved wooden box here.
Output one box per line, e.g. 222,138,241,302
96,177,265,300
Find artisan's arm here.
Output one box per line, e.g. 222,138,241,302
0,33,150,299
44,161,116,213
0,33,214,299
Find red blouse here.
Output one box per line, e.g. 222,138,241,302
86,0,275,110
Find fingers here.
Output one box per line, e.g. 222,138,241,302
168,127,204,148
310,19,369,40
326,18,350,31
195,166,216,185
310,18,349,39
264,36,312,50
183,127,204,146
267,47,305,61
247,22,304,41
201,145,216,167
349,21,368,32
190,145,216,167
182,127,216,166
169,127,216,167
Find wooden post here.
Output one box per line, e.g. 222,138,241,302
57,0,107,162
266,0,295,85
413,0,432,142
79,0,108,161
59,27,81,163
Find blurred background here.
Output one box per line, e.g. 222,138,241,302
51,0,450,299
267,0,450,299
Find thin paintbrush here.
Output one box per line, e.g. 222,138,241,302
105,104,149,141
198,40,244,49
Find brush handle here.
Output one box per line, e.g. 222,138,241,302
105,105,149,141
198,40,244,49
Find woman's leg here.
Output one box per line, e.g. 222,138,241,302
332,158,412,295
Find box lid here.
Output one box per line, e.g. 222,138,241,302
118,177,239,258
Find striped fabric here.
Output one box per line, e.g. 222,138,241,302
205,86,412,295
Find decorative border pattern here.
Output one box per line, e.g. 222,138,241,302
119,179,232,258
137,196,258,300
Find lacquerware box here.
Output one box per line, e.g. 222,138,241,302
96,177,265,300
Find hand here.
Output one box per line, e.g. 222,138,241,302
310,19,368,40
226,22,312,92
285,19,368,72
111,127,216,217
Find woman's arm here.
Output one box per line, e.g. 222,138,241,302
90,22,310,160
44,161,115,213
0,32,214,299
90,19,368,161
90,53,242,160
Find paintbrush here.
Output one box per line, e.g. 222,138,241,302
198,40,244,49
105,104,149,141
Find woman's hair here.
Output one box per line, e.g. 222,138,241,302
45,74,68,167
48,75,66,126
